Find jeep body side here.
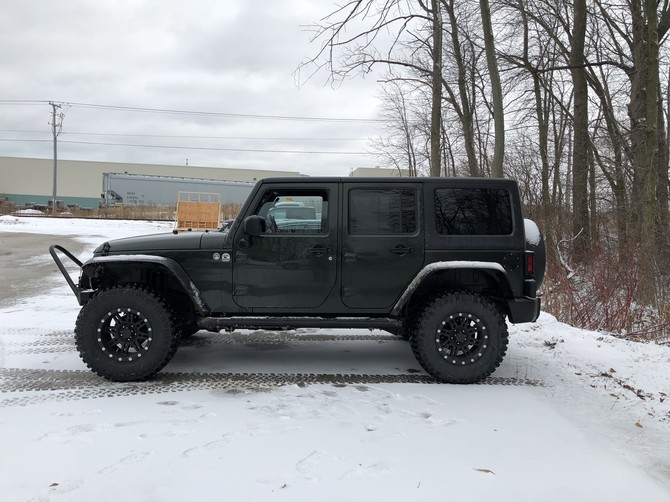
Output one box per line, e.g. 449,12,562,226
51,177,544,383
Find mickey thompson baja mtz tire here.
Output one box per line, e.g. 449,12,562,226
410,292,509,384
74,285,180,382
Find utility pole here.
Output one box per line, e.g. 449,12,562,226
49,101,64,214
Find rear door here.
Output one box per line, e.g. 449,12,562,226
341,182,424,309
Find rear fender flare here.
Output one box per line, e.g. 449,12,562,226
391,261,511,316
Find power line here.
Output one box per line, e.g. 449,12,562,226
60,140,370,155
0,100,378,156
0,100,50,105
59,101,383,123
0,138,371,155
1,99,382,122
0,129,367,141
0,138,49,143
63,132,369,141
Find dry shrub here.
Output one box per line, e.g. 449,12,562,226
93,203,242,223
221,203,242,220
0,197,15,215
95,204,176,221
542,242,670,345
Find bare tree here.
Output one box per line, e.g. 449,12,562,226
442,0,480,176
570,0,590,259
430,0,443,175
372,80,426,175
479,0,505,177
595,0,670,302
299,1,442,175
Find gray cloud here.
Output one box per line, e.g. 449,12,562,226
0,0,383,176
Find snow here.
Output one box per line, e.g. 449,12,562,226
12,208,46,216
1,215,670,501
524,218,542,246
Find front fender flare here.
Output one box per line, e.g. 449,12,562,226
81,254,210,315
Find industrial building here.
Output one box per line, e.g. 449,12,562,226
100,173,254,207
0,156,402,211
0,156,303,209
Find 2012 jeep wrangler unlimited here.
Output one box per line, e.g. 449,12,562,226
51,177,545,384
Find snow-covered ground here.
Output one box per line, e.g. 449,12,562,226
1,215,669,501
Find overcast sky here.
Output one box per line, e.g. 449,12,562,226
0,1,385,176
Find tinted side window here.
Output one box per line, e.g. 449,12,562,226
349,188,417,235
435,188,513,235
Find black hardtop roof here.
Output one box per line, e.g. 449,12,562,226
258,176,518,186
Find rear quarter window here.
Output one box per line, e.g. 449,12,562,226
435,188,513,235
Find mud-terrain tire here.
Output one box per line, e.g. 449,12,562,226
75,286,180,382
411,292,508,383
395,317,413,341
180,323,200,339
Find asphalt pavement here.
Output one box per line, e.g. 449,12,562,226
0,233,85,306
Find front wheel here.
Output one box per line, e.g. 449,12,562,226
75,286,180,381
180,322,200,339
411,292,508,383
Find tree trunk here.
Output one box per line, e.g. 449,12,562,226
657,80,669,259
636,0,661,303
430,0,443,177
445,0,479,176
480,0,504,177
570,0,590,259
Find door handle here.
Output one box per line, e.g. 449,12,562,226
307,246,333,256
344,252,358,263
390,246,414,256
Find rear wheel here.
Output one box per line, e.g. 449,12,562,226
75,286,180,381
411,292,508,383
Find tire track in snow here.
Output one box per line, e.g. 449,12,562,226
0,368,544,407
1,330,399,354
2,329,76,354
0,330,544,407
1,329,397,348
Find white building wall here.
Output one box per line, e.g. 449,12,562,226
350,167,404,177
0,156,301,206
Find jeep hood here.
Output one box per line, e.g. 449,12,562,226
93,232,204,255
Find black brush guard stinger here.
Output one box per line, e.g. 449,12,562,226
49,244,94,305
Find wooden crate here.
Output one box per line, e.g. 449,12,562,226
175,192,221,230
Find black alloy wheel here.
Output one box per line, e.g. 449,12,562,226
75,285,180,381
411,292,508,383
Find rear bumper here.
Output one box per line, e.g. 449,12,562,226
506,297,541,323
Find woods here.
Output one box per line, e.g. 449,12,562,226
302,0,670,341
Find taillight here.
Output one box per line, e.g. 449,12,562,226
527,253,535,275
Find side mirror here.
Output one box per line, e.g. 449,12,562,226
243,215,265,237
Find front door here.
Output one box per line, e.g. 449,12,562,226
232,184,338,309
341,183,424,309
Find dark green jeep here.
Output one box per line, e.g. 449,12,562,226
51,177,545,383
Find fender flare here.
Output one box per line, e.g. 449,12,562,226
81,254,210,314
391,261,511,316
